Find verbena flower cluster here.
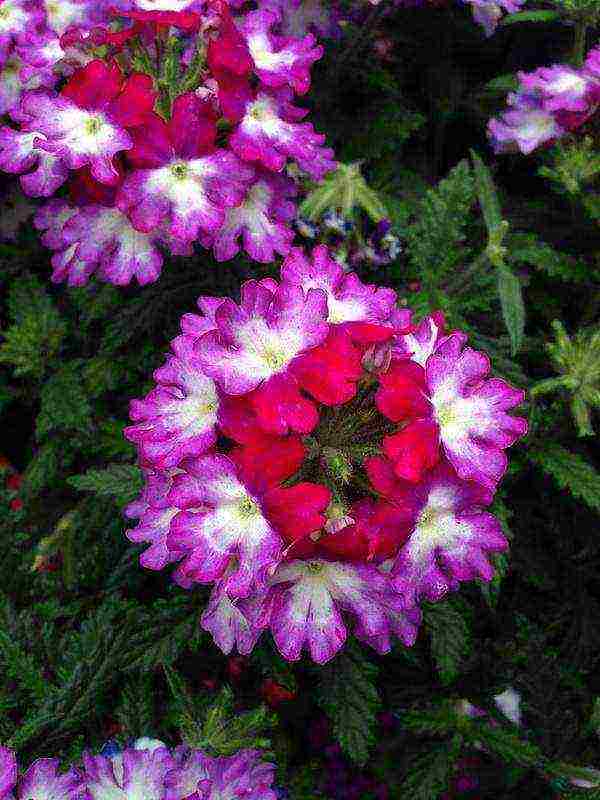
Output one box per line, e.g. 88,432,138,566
488,45,600,154
0,738,278,800
125,244,527,664
0,0,337,286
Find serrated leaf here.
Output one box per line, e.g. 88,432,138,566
400,740,460,799
68,464,143,506
424,599,471,685
316,641,381,766
497,265,525,356
37,362,93,440
528,444,600,512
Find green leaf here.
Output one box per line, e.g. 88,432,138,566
424,599,471,685
468,722,541,767
316,640,382,766
528,444,600,512
68,464,143,507
37,362,93,440
501,10,560,24
497,264,525,356
400,739,461,799
471,150,502,233
0,277,67,379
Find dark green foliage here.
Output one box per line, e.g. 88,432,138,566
316,641,382,766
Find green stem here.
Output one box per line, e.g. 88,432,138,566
571,22,587,67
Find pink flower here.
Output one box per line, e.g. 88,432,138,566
0,125,68,196
34,197,167,286
117,92,254,241
125,334,220,468
265,558,404,664
367,458,507,603
166,446,329,597
21,60,157,184
281,244,397,326
229,87,336,180
204,170,297,263
241,8,323,94
375,332,527,490
82,747,175,800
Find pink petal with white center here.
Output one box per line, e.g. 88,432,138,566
391,311,452,367
125,341,219,469
164,749,212,800
267,559,392,664
60,205,164,286
426,333,527,490
207,750,277,800
117,150,253,242
42,0,91,35
390,463,507,603
1,56,55,119
242,9,323,94
125,468,184,570
168,454,283,597
83,747,174,800
354,593,422,653
0,126,69,196
200,574,270,656
230,88,336,180
21,92,131,184
208,172,296,263
17,759,85,800
199,281,329,395
281,244,396,324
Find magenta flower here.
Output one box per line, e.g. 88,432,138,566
264,558,404,664
229,87,336,180
368,458,507,603
281,244,397,326
0,125,69,196
205,750,277,800
117,93,254,242
260,0,341,40
204,170,297,263
82,746,175,800
125,252,526,664
0,0,43,64
198,278,328,396
375,332,527,489
241,8,323,94
0,53,56,119
34,198,167,286
21,60,157,184
519,64,593,113
125,333,220,468
200,573,269,655
0,748,84,800
124,467,186,570
166,446,329,598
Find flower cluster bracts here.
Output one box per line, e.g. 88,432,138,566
125,244,527,664
0,0,336,285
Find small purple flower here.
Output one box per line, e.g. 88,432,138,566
82,746,175,800
488,92,564,154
